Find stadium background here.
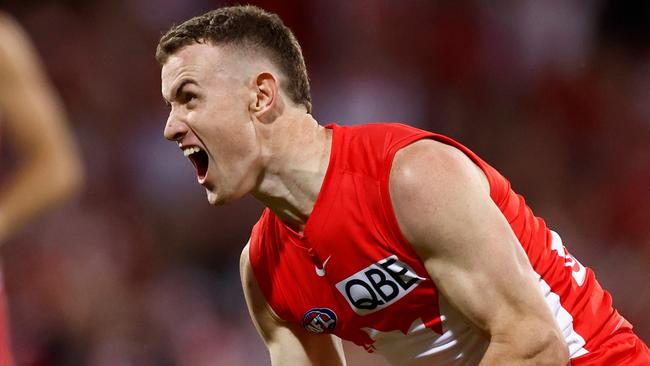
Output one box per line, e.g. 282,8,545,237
1,0,648,365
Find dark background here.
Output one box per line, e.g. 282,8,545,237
1,0,648,365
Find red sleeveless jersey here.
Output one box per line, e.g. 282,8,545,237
249,122,633,365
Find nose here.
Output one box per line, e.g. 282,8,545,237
163,111,189,142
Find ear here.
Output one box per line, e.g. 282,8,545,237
250,72,279,118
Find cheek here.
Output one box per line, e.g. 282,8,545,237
184,108,203,127
203,95,257,156
208,122,256,160
212,88,250,117
230,125,258,157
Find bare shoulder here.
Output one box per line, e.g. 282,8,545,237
239,243,257,306
390,138,487,194
389,138,489,250
0,13,41,81
240,242,262,305
0,11,16,33
239,242,263,295
239,240,283,325
240,241,251,272
0,13,27,54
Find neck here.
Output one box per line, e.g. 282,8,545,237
251,112,332,233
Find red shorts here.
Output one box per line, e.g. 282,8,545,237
571,329,650,366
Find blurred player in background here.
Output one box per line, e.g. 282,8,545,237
0,11,83,365
157,6,650,366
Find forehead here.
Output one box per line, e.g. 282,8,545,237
161,43,232,92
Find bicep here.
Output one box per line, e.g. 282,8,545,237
389,140,557,338
240,243,346,366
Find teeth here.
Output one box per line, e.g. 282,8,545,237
182,146,202,157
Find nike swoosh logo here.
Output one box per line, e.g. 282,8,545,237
315,255,332,277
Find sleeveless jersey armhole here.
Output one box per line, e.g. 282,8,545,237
426,134,505,205
378,132,436,250
247,211,293,323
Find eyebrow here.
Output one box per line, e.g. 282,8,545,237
163,79,197,105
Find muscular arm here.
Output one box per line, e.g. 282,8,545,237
389,139,569,365
240,244,347,366
0,13,83,243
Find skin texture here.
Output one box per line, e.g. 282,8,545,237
162,42,569,365
240,244,346,365
389,140,569,365
162,42,331,229
0,13,83,244
162,43,263,205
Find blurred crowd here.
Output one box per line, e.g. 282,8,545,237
0,0,648,365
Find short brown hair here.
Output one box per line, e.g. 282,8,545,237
156,5,311,113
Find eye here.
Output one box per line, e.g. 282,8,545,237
180,92,199,108
181,92,197,103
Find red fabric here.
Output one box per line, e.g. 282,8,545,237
571,330,650,366
0,277,14,366
249,123,439,347
249,122,635,357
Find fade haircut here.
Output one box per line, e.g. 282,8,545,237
156,5,312,113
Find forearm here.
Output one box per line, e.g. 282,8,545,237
268,332,346,366
479,329,569,366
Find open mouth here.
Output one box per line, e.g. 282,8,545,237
183,146,209,181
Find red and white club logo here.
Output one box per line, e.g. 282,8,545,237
302,308,337,334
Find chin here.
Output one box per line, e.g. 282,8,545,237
205,188,239,206
206,190,226,206
205,185,250,206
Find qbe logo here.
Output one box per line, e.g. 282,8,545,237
335,256,426,315
302,308,337,334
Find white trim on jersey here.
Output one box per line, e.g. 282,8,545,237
360,297,488,365
550,231,587,286
537,230,589,358
354,231,591,364
536,276,588,358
